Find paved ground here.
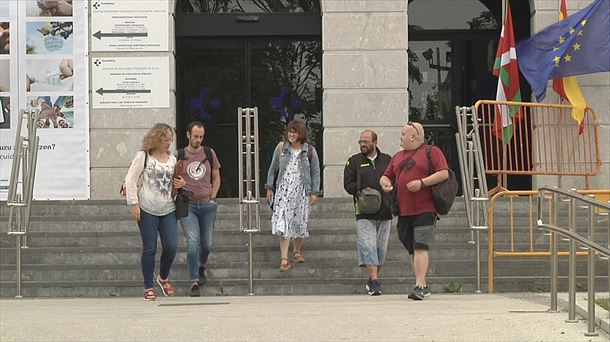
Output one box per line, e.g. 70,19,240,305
1,293,608,341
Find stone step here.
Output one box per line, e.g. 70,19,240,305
0,276,475,297
0,242,481,264
0,274,607,298
7,230,600,248
1,258,606,282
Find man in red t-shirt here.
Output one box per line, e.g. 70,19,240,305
380,122,449,300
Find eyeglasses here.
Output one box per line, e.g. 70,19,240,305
358,140,373,144
406,121,420,136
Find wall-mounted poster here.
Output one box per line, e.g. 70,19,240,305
26,0,74,17
0,0,89,200
26,21,74,54
0,22,9,54
0,59,9,91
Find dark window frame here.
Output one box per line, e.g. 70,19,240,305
176,12,321,37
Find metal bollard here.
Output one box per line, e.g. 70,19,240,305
565,192,578,323
549,191,559,312
584,195,597,336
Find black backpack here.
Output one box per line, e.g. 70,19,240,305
426,145,458,215
178,147,215,185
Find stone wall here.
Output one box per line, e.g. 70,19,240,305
89,1,177,199
321,0,409,197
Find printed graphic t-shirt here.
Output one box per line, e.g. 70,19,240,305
177,147,221,203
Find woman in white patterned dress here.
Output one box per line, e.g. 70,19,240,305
265,120,321,271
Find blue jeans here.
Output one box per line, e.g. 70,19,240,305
180,202,218,281
137,210,178,289
356,219,392,267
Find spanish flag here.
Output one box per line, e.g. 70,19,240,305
551,0,587,134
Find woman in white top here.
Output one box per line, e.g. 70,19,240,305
124,123,185,300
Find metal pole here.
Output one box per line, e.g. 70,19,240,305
248,232,254,296
468,142,476,244
238,107,260,296
549,191,559,312
245,108,254,296
475,188,481,293
566,195,578,322
14,193,23,299
584,196,597,336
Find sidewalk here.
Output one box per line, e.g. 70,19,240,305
1,293,608,341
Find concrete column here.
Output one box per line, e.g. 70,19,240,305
322,0,409,197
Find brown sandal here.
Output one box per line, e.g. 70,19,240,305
156,276,174,297
293,251,305,263
144,288,157,301
279,258,291,272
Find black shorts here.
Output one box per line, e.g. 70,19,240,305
396,212,437,255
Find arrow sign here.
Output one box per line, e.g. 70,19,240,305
92,31,148,40
96,88,152,95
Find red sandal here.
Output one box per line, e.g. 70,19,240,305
157,276,174,297
144,288,157,301
279,258,291,272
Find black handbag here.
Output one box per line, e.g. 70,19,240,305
175,189,193,220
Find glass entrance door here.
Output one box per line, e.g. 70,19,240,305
176,38,322,198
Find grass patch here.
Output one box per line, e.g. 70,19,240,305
596,298,609,311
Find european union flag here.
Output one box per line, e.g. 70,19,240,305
516,0,609,101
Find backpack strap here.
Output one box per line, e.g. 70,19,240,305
203,146,214,185
144,151,148,167
274,141,285,173
307,144,313,162
426,145,433,175
356,154,362,193
177,148,185,160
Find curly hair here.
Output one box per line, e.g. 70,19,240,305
141,123,173,153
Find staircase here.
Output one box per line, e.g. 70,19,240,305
1,198,607,297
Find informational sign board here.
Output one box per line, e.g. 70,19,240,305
90,0,169,51
0,0,90,200
91,56,169,108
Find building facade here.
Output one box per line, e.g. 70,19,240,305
3,0,608,200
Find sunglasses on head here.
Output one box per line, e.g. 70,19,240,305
406,121,420,136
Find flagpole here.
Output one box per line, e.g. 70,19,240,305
556,0,564,189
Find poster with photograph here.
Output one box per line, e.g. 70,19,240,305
26,21,73,54
28,95,73,128
26,58,73,91
0,59,8,91
0,22,8,54
27,0,73,17
0,96,9,129
0,0,88,200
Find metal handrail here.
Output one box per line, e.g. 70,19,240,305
6,108,40,298
237,107,261,296
455,105,489,293
536,186,609,337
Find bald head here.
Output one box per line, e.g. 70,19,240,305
400,121,425,150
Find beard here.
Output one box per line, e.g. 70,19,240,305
189,140,201,149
